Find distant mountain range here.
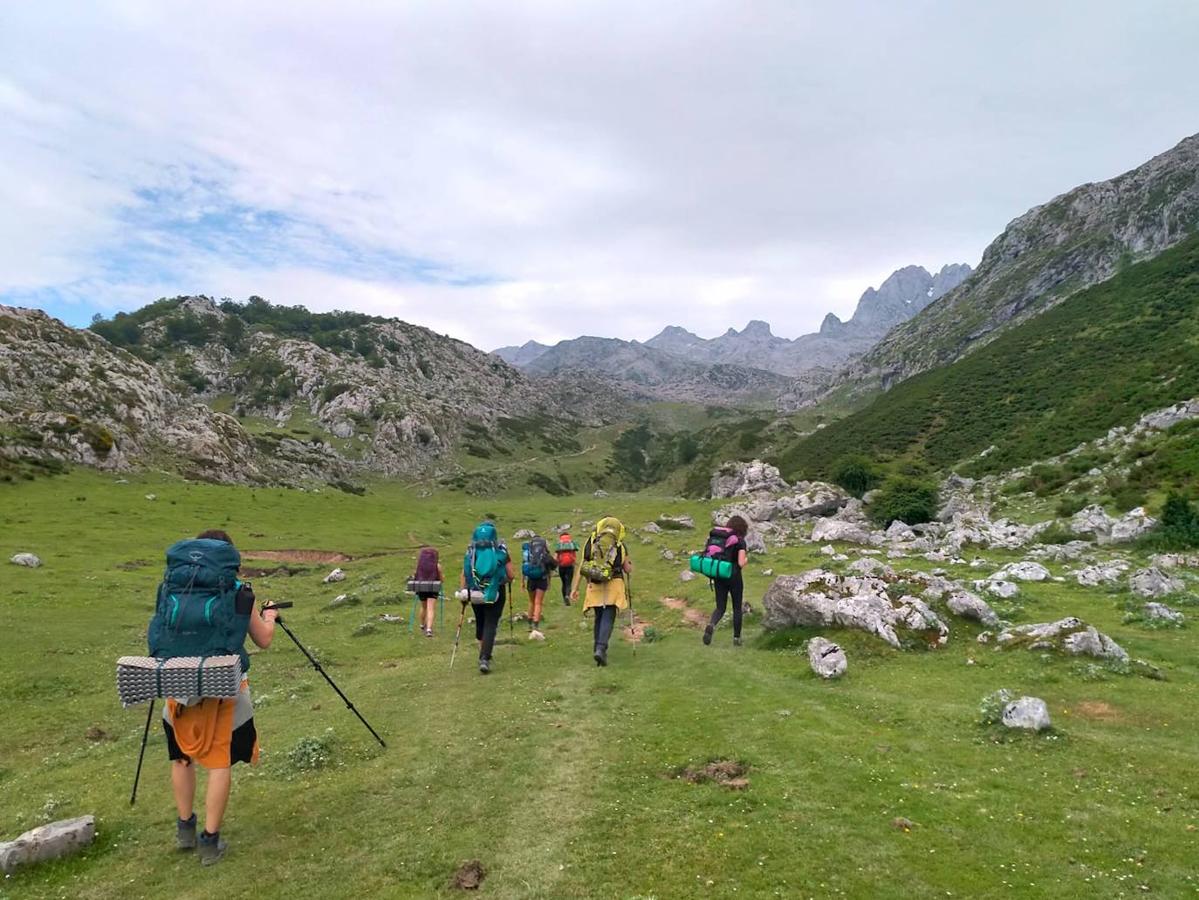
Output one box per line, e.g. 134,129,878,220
494,262,973,380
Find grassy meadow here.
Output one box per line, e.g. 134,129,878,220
2,471,1198,898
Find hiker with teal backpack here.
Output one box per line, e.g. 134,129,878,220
146,529,278,866
692,515,750,647
521,534,557,640
457,522,515,674
570,517,633,666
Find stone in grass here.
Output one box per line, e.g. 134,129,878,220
1001,696,1052,731
806,636,847,679
512,529,536,540
0,816,96,874
656,514,695,530
1142,602,1185,625
452,859,486,890
351,621,378,637
993,561,1050,582
323,567,347,584
946,590,1002,628
1129,567,1184,599
976,579,1019,600
679,569,696,583
983,617,1127,661
9,553,41,568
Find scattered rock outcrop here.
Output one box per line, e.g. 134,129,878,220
946,590,1001,628
982,617,1127,660
1076,561,1130,587
710,459,789,498
1142,602,1185,625
1129,567,1184,598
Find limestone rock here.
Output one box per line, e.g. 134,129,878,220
323,567,347,584
807,637,848,679
512,529,536,540
657,514,695,530
0,816,96,874
1143,602,1185,625
977,579,1019,600
989,617,1127,660
761,570,948,649
993,561,1050,582
946,590,1001,628
679,569,696,582
809,519,877,546
1076,561,1130,587
1110,507,1157,543
1129,567,1184,598
1001,696,1051,731
710,459,789,498
9,553,41,568
642,522,662,534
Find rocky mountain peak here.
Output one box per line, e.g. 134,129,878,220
740,319,774,338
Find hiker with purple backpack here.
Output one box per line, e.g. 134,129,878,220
697,515,750,647
410,547,443,637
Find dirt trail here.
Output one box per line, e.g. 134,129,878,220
661,596,710,628
243,549,353,563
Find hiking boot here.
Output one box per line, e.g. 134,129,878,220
198,830,226,866
563,597,571,607
424,628,434,638
733,636,742,647
176,813,197,851
594,646,607,667
702,625,713,646
478,658,490,675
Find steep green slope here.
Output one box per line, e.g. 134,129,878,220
778,231,1199,480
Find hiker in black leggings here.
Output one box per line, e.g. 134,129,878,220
474,587,506,668
703,515,750,647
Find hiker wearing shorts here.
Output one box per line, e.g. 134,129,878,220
555,531,579,606
703,516,750,647
570,517,632,667
411,546,443,637
522,534,557,640
160,529,277,866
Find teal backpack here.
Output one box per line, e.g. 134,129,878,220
146,538,252,673
464,522,507,603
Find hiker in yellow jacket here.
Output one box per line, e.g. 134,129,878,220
570,516,632,667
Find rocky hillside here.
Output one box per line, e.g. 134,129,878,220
822,131,1199,400
646,263,972,377
1,297,596,484
492,339,551,367
777,231,1199,480
521,335,793,406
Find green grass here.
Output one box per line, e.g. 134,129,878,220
777,232,1199,482
2,472,1199,898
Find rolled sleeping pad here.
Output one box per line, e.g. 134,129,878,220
454,588,486,602
407,579,443,595
689,554,733,580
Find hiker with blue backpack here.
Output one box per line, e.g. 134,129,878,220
521,534,557,640
146,529,278,866
694,515,750,647
456,521,515,674
570,517,633,666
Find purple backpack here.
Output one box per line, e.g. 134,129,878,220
415,547,440,580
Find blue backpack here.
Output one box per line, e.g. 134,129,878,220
521,536,551,579
146,538,252,673
464,522,507,603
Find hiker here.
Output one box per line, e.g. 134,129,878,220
570,517,632,666
411,546,443,637
521,534,557,639
702,515,750,647
459,521,515,674
149,529,277,866
555,531,579,606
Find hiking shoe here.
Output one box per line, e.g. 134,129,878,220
702,625,713,646
478,658,490,675
563,597,571,607
424,628,434,638
176,814,197,851
594,646,607,667
198,831,226,866
733,636,742,647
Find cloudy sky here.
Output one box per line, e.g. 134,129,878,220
1,1,1196,350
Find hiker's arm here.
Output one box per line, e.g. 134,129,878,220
738,549,748,568
570,564,582,600
249,604,277,648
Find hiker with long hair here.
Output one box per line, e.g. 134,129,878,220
157,529,277,866
703,515,750,647
570,516,632,666
555,531,579,606
458,522,516,674
521,534,557,640
411,546,442,637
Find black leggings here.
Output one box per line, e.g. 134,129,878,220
473,595,506,661
592,604,618,651
709,572,744,638
559,565,575,601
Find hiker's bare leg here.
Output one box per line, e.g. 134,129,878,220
205,767,232,833
532,589,544,625
171,760,196,820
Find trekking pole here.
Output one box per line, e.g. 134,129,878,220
627,573,636,657
129,698,155,806
264,604,387,748
449,600,469,671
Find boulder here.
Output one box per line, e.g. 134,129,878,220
806,637,847,679
809,519,877,546
1129,567,1184,598
710,459,789,498
679,569,696,583
323,567,346,584
1070,505,1115,543
0,816,96,874
593,490,609,498
1110,507,1157,543
657,514,695,530
745,529,767,554
885,520,916,542
987,617,1127,660
762,570,948,649
1143,602,1185,625
946,590,1001,628
9,553,41,568
775,482,848,518
642,522,663,534
512,529,536,540
1001,697,1052,732
977,579,1019,600
1075,561,1130,587
660,549,676,561
993,561,1050,582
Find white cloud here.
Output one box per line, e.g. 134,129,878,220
1,0,1197,348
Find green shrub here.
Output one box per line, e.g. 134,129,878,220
1037,523,1077,545
1055,494,1090,518
832,455,882,498
1140,493,1199,550
870,476,939,527
1111,483,1148,513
